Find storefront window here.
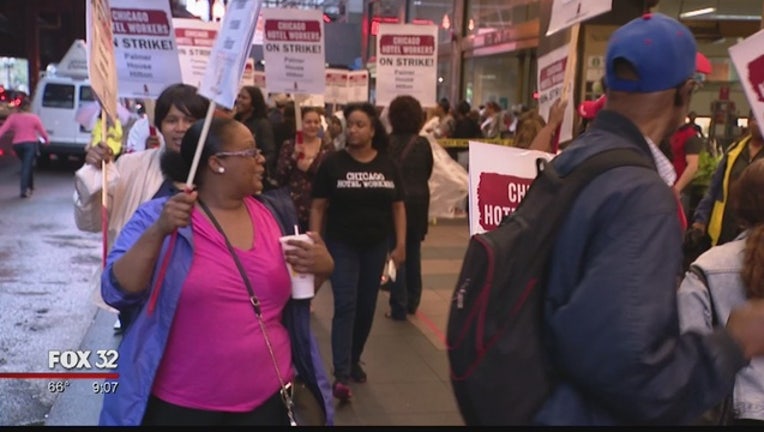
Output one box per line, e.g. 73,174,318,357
465,0,539,36
462,54,520,109
407,0,456,44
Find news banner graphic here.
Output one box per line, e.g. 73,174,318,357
0,349,119,395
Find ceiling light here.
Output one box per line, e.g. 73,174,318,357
680,7,715,19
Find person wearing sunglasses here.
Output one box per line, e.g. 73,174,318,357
98,117,334,426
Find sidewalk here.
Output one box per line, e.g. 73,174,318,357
45,217,470,426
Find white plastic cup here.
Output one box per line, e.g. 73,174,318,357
278,233,315,299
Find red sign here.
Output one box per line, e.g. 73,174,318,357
538,57,567,92
370,16,399,36
748,54,764,103
175,28,217,46
476,172,533,231
378,35,435,56
719,86,730,101
111,8,171,36
264,20,322,42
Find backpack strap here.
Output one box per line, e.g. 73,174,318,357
547,147,655,184
399,135,420,163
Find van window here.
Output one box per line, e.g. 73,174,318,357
42,83,75,109
80,85,95,103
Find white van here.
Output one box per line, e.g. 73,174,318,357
31,74,95,164
30,39,93,165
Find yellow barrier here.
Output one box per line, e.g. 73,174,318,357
437,138,514,148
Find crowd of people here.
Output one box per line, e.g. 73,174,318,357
65,75,441,424
2,7,760,426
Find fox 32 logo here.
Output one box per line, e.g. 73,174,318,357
48,349,118,370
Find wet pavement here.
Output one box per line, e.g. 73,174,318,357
0,156,102,426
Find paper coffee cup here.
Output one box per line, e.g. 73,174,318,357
278,234,315,299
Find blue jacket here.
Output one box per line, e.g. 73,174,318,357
98,188,333,426
534,110,747,425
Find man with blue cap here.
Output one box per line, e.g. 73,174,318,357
533,13,764,425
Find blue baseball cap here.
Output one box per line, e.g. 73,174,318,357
605,13,697,93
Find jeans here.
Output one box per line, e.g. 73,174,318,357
13,142,36,195
389,231,423,319
326,237,388,381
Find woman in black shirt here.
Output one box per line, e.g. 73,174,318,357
311,103,406,401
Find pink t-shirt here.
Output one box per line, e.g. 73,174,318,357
0,112,49,144
152,197,294,411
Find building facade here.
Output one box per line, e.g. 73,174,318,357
363,0,764,124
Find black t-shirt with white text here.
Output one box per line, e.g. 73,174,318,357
312,150,404,246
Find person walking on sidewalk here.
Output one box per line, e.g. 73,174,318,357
0,100,49,198
310,102,406,401
533,13,764,424
385,95,433,320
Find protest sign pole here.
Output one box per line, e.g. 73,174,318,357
185,102,218,188
550,23,579,153
100,108,108,268
560,23,579,108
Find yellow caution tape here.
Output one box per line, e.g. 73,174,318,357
437,138,514,148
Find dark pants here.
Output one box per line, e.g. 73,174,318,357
389,231,423,319
13,142,36,195
142,391,289,426
326,237,388,381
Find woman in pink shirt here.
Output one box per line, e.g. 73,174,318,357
101,117,334,425
0,100,49,197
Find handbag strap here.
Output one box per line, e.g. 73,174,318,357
197,199,298,426
399,134,419,163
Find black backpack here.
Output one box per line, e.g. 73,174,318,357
446,148,654,425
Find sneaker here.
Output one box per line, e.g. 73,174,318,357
350,362,367,383
332,380,352,401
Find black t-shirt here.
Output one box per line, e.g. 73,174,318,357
312,150,404,246
685,135,703,155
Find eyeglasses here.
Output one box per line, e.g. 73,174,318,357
214,148,262,159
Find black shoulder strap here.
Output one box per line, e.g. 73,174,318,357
529,147,655,213
560,147,655,184
399,135,420,163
